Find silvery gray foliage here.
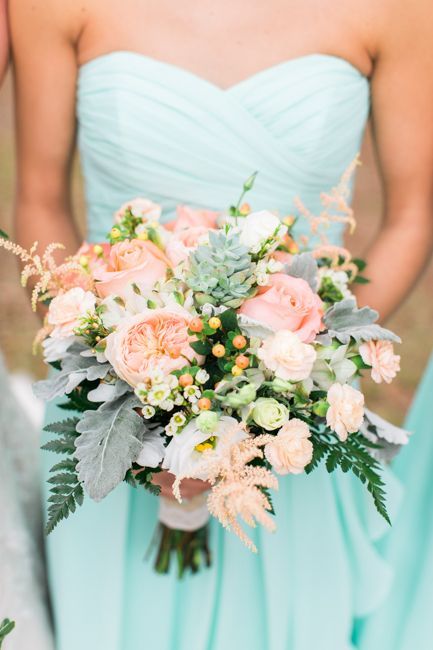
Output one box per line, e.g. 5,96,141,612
287,253,319,291
137,425,166,468
361,408,411,463
75,393,147,501
87,379,131,403
238,314,275,340
34,344,112,401
324,298,401,344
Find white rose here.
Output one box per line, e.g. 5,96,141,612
265,418,313,474
326,382,365,441
257,330,317,382
47,288,96,338
162,415,248,480
239,211,287,252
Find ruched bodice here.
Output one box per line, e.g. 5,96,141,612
77,52,370,242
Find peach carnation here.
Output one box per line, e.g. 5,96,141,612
265,418,313,474
94,238,171,299
326,382,364,442
359,340,400,384
47,287,96,338
104,306,198,387
239,273,323,343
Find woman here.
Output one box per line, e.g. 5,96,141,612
9,1,433,649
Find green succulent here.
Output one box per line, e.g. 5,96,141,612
185,230,257,308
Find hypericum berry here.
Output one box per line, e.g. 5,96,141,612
235,354,249,369
179,373,194,387
198,397,212,411
189,318,204,333
79,255,89,268
137,231,149,241
208,317,221,329
110,227,121,239
93,244,104,256
212,344,226,358
233,335,247,350
231,365,243,377
239,202,251,215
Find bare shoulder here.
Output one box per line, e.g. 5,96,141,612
367,0,433,58
9,0,88,48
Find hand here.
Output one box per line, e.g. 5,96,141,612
152,470,211,501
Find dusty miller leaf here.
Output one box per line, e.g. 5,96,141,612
74,393,147,501
287,253,319,291
324,298,400,344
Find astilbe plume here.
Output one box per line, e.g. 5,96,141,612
313,244,359,277
174,428,279,552
295,155,360,246
0,238,89,310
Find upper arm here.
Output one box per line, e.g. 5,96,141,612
0,0,9,83
370,0,433,224
10,0,82,210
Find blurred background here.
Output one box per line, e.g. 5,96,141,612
0,72,432,424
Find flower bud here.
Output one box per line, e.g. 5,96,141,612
196,410,219,435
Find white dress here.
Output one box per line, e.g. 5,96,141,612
0,353,54,650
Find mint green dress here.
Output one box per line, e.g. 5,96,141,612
43,52,402,650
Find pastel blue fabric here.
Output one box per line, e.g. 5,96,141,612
354,354,433,649
43,52,402,650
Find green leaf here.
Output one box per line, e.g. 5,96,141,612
190,340,212,355
0,619,15,647
41,438,77,455
353,275,370,285
0,229,9,240
353,258,367,272
44,418,79,436
219,308,239,332
45,483,84,535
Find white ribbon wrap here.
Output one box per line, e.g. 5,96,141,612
158,493,210,531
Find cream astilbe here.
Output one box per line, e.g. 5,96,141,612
174,427,279,552
0,238,86,310
312,244,359,277
294,155,360,246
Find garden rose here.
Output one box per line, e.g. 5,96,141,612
257,330,317,381
252,398,289,431
239,273,323,343
359,340,400,384
165,225,211,266
104,306,198,388
326,382,365,442
115,197,162,223
162,415,248,480
94,238,171,299
47,287,96,338
265,418,313,474
170,205,219,231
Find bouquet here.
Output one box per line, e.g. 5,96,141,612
0,162,409,577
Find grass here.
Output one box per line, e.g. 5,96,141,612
0,74,432,424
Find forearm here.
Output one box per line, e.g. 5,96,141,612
0,0,9,83
354,212,433,321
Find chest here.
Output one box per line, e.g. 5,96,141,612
78,0,374,87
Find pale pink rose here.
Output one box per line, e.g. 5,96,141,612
94,239,171,299
265,418,313,474
47,287,96,338
326,383,365,442
359,340,400,384
170,205,219,231
165,226,211,266
115,198,162,223
257,330,316,381
239,273,324,343
105,306,199,387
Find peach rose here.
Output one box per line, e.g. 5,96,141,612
115,198,162,223
105,306,199,387
165,225,211,266
265,418,313,474
359,340,400,384
326,382,364,442
94,239,171,299
76,241,111,275
239,273,323,343
47,287,96,338
257,330,316,381
168,205,219,232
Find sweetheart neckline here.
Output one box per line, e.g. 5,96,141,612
78,50,369,93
